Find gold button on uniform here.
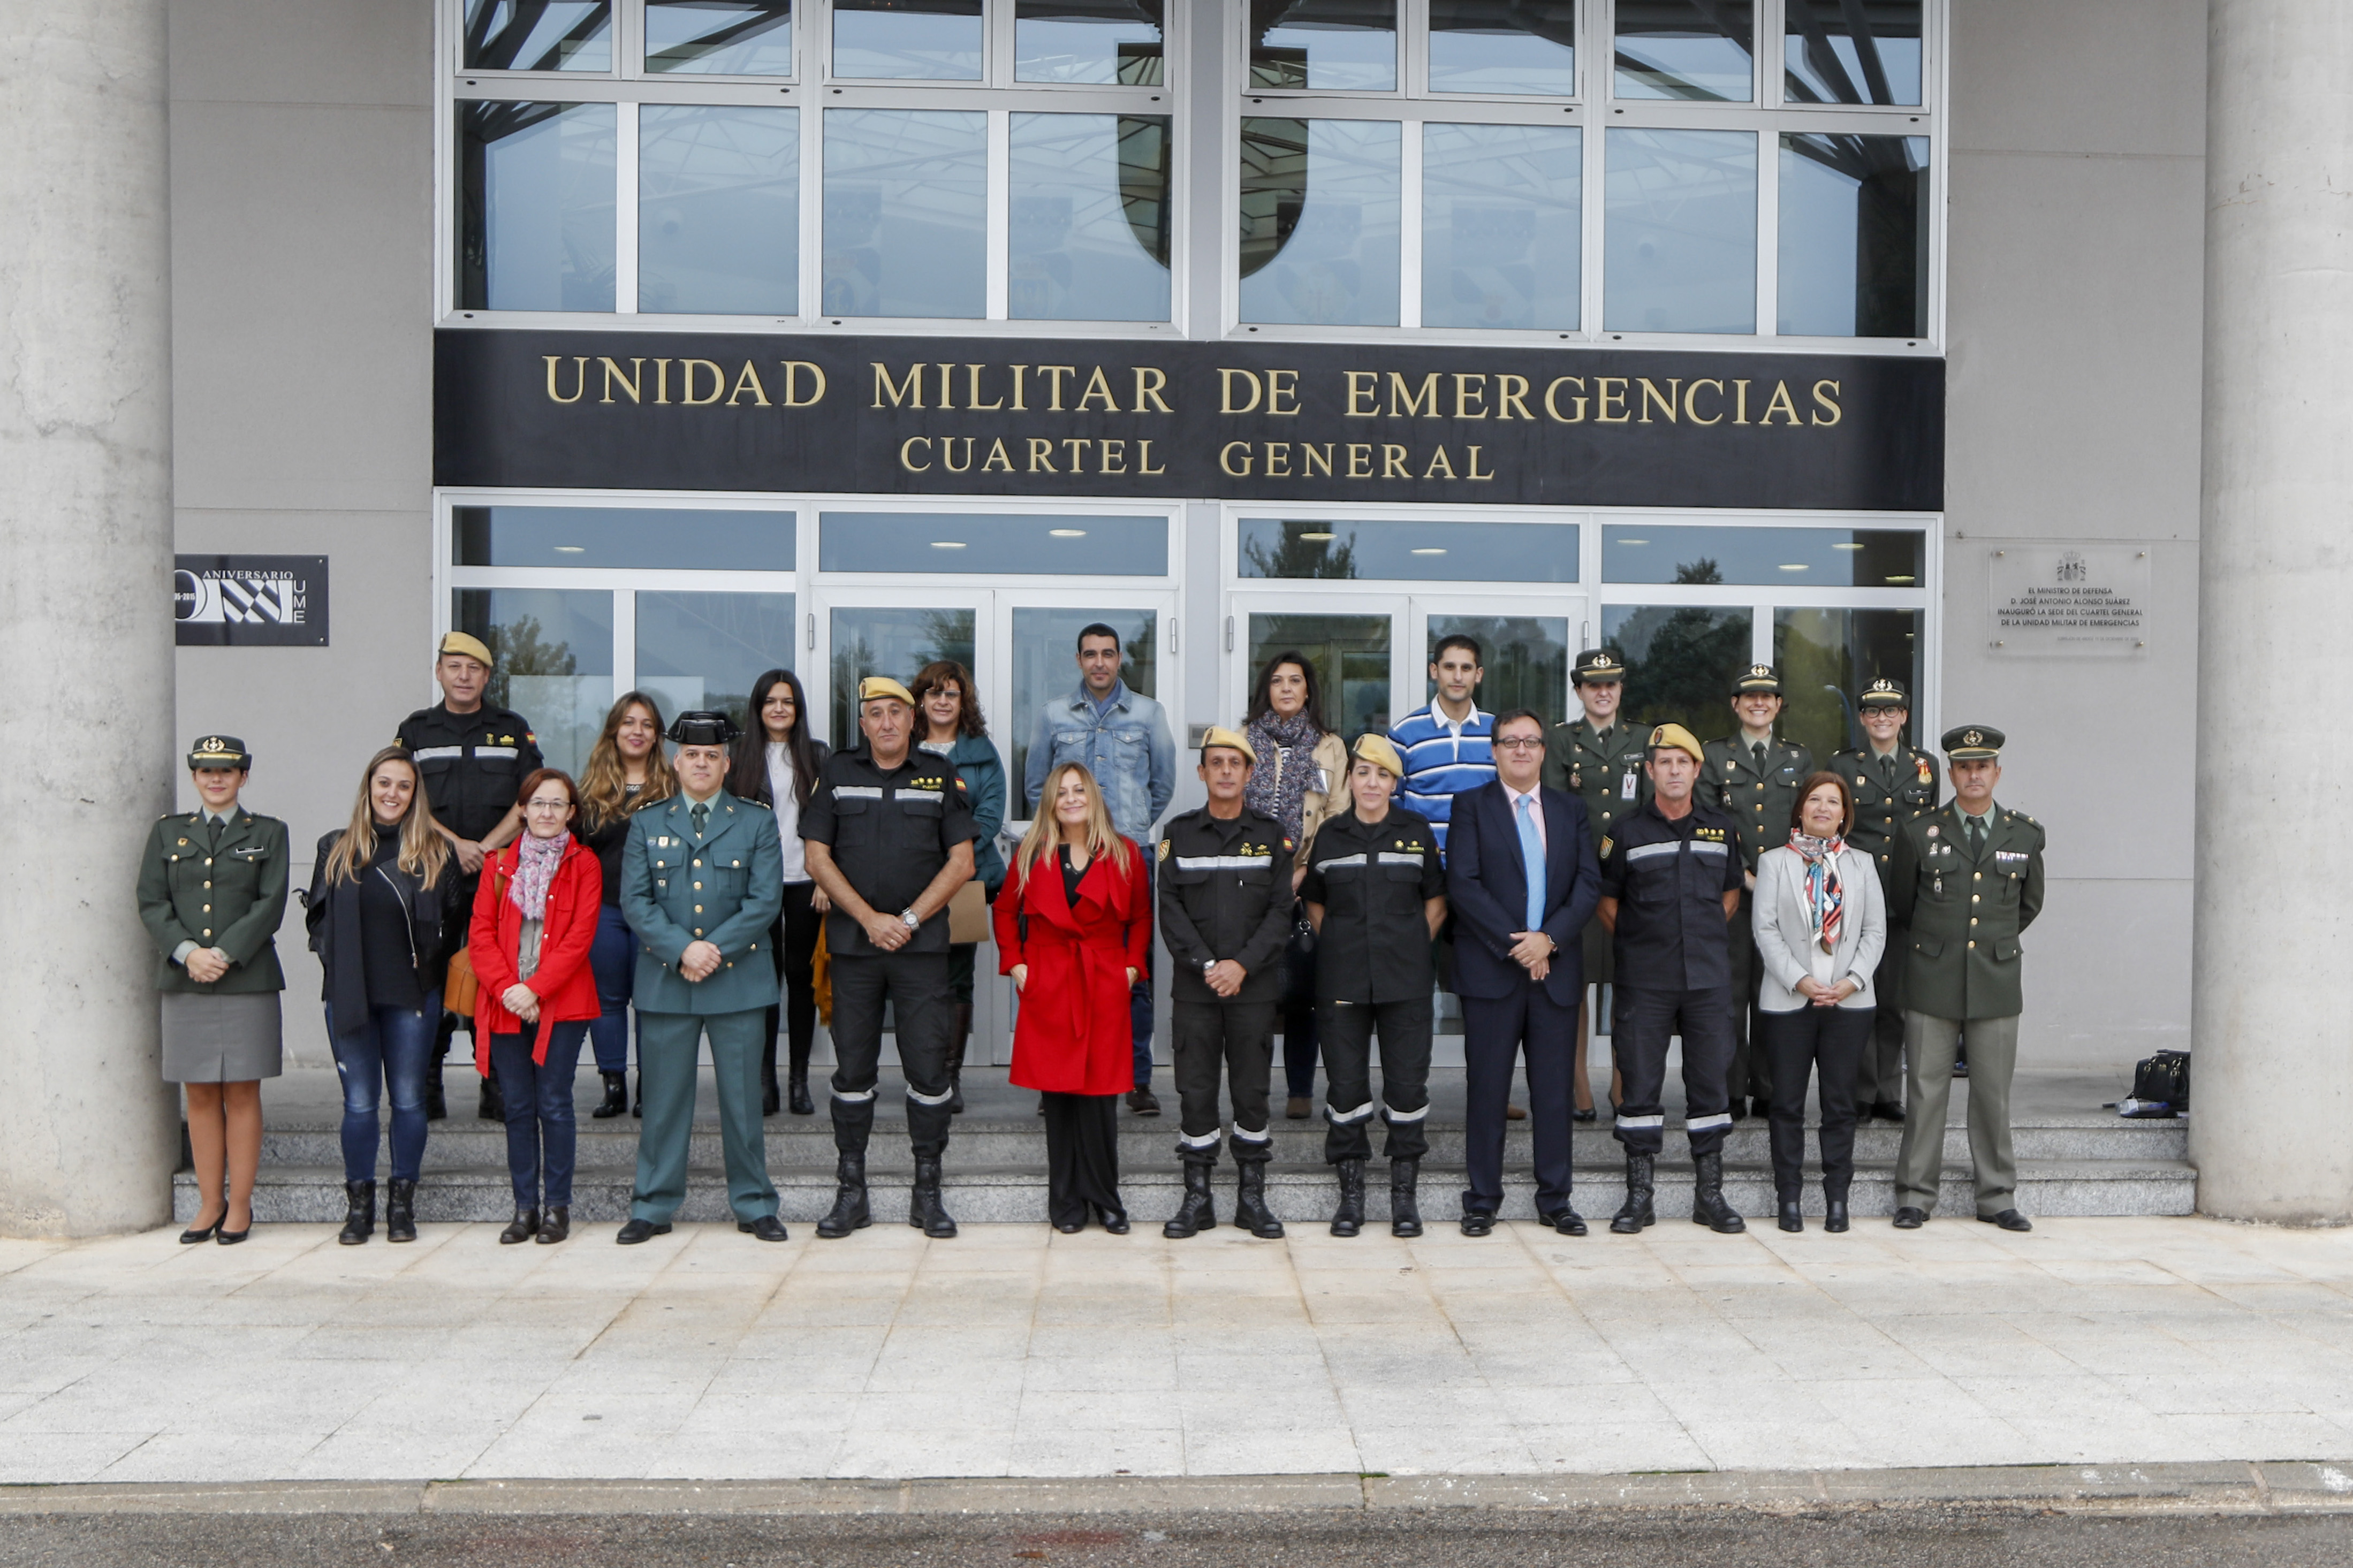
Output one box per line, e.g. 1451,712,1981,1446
202,880,211,889
694,905,704,913
1968,940,1976,949
202,904,211,912
694,881,702,889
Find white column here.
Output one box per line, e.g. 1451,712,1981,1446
2192,2,2353,1223
0,1,178,1235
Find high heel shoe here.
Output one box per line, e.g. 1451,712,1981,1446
216,1212,253,1245
179,1213,223,1245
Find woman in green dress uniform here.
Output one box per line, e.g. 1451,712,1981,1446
135,736,291,1244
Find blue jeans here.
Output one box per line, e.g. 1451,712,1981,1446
588,904,638,1075
490,1018,589,1208
1131,855,1155,1089
324,1002,435,1184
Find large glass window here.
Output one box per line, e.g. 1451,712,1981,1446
1613,0,1754,102
1009,607,1157,801
644,0,794,73
1785,0,1922,107
1428,0,1575,96
454,505,796,568
1249,0,1398,91
820,512,1167,574
1010,115,1172,322
458,101,617,312
1426,614,1568,728
831,0,984,79
639,104,799,314
822,108,989,318
1249,612,1392,737
1773,606,1922,760
1016,0,1165,83
1604,127,1756,334
465,0,613,71
452,588,618,775
830,606,978,746
1422,122,1580,331
1779,134,1929,339
1600,602,1752,739
1239,118,1402,328
1604,526,1923,588
636,591,801,728
1239,518,1577,582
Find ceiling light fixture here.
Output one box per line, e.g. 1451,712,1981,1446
1049,528,1087,537
931,541,967,550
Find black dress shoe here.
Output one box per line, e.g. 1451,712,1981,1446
616,1218,673,1245
738,1215,789,1242
1778,1199,1804,1234
1053,1220,1084,1234
536,1207,570,1244
1126,1087,1161,1116
1979,1209,2033,1232
180,1214,222,1245
215,1222,252,1245
1460,1212,1496,1237
1099,1209,1131,1235
1869,1101,1906,1123
1824,1199,1850,1233
1540,1208,1589,1237
1572,1108,1597,1123
788,1073,815,1116
1892,1207,1927,1230
499,1208,540,1245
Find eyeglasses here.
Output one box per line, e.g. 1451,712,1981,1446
1493,737,1545,752
526,798,572,812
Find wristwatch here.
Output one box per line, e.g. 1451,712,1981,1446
899,907,921,931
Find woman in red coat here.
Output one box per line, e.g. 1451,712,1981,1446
996,763,1152,1234
468,768,602,1245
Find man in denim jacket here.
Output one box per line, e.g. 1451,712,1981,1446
1023,622,1178,1113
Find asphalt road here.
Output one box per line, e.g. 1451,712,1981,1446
0,1508,2348,1568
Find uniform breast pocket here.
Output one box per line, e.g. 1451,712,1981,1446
708,863,749,899
1166,865,1210,888
416,757,456,797
895,799,944,842
829,796,874,843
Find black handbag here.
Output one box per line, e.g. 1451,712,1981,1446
2126,1049,2190,1115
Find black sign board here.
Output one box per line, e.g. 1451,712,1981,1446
436,330,1942,512
174,555,328,646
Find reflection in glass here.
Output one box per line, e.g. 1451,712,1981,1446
1239,118,1401,328
830,607,977,749
831,0,982,79
1773,607,1923,762
464,0,612,71
1239,519,1577,582
1603,127,1755,334
453,588,616,777
1428,616,1568,728
1422,123,1580,331
1603,526,1923,587
1010,115,1172,322
1016,0,1164,83
1428,0,1575,95
1250,613,1392,738
1249,0,1396,90
1785,0,1922,106
646,0,793,74
635,592,800,732
458,102,617,312
1613,0,1753,102
820,513,1167,575
640,105,798,315
822,109,987,318
1779,134,1928,339
1600,601,1752,740
456,507,796,569
1011,607,1157,808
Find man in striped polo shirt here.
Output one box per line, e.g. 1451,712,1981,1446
1389,633,1495,855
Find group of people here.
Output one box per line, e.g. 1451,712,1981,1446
135,620,2045,1247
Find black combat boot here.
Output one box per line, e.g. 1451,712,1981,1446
1611,1152,1656,1234
1329,1158,1367,1237
422,1062,447,1123
1165,1155,1217,1238
787,1036,814,1116
499,1207,539,1245
1691,1150,1746,1234
385,1178,419,1243
909,1156,958,1238
946,1003,971,1114
817,1153,870,1239
337,1180,376,1246
593,1071,627,1120
1388,1158,1423,1238
1234,1145,1284,1239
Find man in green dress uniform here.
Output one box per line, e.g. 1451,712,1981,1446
1702,664,1813,1116
1830,678,1942,1121
1888,725,2045,1233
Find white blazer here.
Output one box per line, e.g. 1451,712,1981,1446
1752,844,1887,1013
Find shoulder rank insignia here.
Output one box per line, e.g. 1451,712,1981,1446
1157,839,1170,862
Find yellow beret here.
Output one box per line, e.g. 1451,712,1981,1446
1200,726,1256,764
438,631,494,667
858,676,915,706
1350,733,1406,779
1647,722,1704,764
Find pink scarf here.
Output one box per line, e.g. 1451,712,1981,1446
1788,831,1845,954
509,833,568,921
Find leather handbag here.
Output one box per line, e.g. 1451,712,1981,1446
947,880,990,943
442,943,479,1017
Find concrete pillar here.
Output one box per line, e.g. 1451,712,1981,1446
2192,3,2353,1223
0,1,178,1235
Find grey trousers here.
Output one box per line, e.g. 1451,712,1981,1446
1894,1011,2020,1216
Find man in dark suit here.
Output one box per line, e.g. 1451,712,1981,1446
1444,709,1601,1237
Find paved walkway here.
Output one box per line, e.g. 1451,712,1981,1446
0,1217,2348,1485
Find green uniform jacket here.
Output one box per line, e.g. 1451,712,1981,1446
1702,734,1815,870
1888,802,2046,1021
621,791,785,1016
1831,743,1942,886
1540,717,1651,853
135,810,290,994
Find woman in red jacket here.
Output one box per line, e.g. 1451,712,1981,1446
469,768,602,1245
996,763,1152,1234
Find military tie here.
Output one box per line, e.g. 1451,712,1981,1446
1881,753,1899,793
204,816,223,852
1965,812,1986,854
690,801,709,838
1751,740,1765,770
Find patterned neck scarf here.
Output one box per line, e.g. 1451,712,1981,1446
1244,709,1323,841
509,832,568,922
1788,830,1845,953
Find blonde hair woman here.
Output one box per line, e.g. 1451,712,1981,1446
575,692,678,1118
304,748,461,1245
993,764,1152,1233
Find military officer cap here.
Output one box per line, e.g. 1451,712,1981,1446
1646,722,1705,764
1200,725,1257,764
1941,724,2005,761
1857,677,1910,709
186,734,251,771
667,710,740,747
1571,648,1627,686
437,631,495,667
1349,733,1406,779
857,675,915,707
1730,663,1782,695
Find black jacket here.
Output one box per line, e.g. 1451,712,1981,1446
304,829,462,1025
1156,806,1295,1004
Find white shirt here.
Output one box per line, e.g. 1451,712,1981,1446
767,743,808,884
1501,779,1546,850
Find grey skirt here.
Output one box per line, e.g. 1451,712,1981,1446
160,991,284,1083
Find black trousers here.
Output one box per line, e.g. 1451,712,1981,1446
1611,985,1737,1157
1278,926,1320,1099
1172,999,1277,1155
1461,983,1577,1215
1320,996,1432,1164
1759,1004,1873,1199
1853,923,1908,1110
1725,891,1772,1102
1041,1092,1124,1226
829,952,955,1160
763,882,824,1085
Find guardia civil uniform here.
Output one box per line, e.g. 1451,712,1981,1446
1828,678,1942,1117
618,712,786,1239
1541,649,1651,991
1156,728,1296,1239
1702,665,1814,1113
1887,726,2045,1230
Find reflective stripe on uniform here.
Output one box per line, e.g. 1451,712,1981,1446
833,785,883,800
475,747,519,760
1325,1100,1375,1124
1375,852,1423,865
409,746,463,762
832,1087,878,1103
906,1084,955,1107
1383,1102,1431,1123
1623,842,1680,862
1685,1112,1733,1131
1315,853,1367,872
1615,1113,1665,1129
1173,854,1269,871
1177,1128,1221,1148
1690,841,1729,856
1231,1124,1271,1143
895,788,944,803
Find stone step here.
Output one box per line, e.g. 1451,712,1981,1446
179,1155,2195,1227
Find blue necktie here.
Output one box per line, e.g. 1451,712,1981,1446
1515,794,1546,932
